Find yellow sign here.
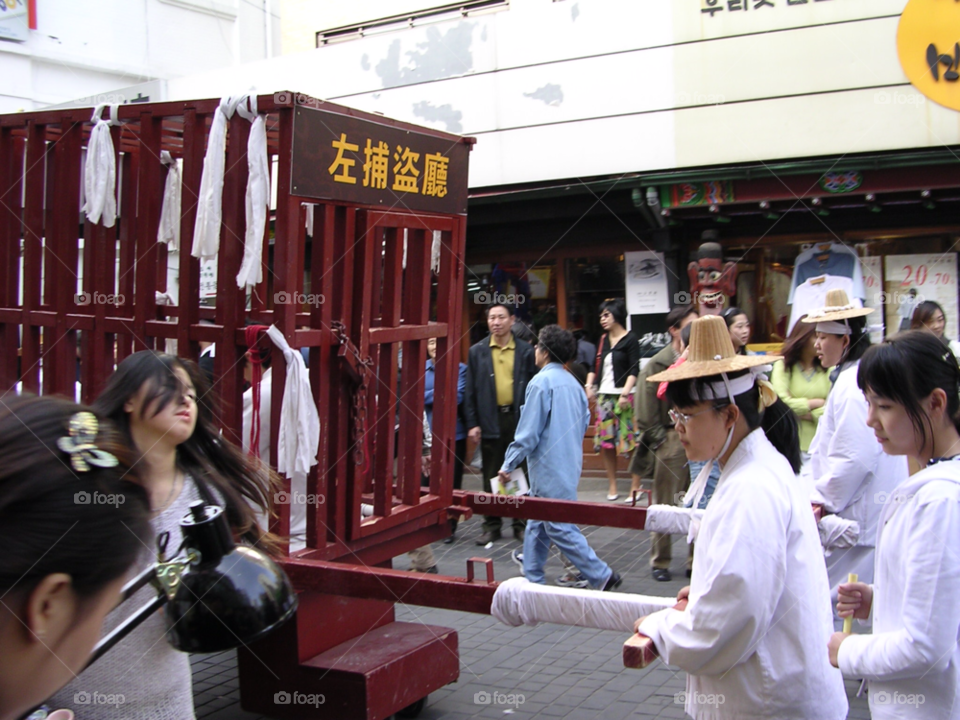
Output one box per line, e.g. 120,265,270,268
897,0,960,111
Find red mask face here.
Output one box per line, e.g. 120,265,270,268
687,256,738,316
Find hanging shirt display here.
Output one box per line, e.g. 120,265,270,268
788,243,865,304
787,275,856,335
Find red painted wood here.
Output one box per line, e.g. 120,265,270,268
0,130,23,391
455,490,648,528
20,121,44,394
116,151,137,363
176,109,204,364
132,111,162,353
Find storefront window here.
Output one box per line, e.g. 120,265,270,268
566,256,626,348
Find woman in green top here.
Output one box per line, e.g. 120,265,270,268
770,316,831,462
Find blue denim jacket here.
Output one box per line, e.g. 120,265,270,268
501,362,590,501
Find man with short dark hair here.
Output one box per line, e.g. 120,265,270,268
498,325,621,591
465,302,537,545
631,304,698,581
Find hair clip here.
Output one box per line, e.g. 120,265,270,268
57,411,119,473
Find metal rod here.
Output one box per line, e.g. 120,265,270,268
119,565,157,603
85,592,166,670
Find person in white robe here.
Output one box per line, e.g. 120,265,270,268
634,315,847,720
802,290,907,611
830,330,960,720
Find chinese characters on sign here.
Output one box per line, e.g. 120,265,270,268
701,0,831,17
896,0,960,111
291,107,469,214
625,251,670,315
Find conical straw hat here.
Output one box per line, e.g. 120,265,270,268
801,289,874,323
646,315,779,383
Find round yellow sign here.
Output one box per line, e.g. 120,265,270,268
897,0,960,111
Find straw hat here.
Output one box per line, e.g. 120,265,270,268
801,289,874,323
646,315,779,383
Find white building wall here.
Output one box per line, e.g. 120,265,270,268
0,0,281,112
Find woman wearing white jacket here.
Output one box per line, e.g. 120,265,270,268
634,316,847,719
802,290,908,605
830,330,960,719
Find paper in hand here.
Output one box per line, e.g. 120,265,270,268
491,468,529,497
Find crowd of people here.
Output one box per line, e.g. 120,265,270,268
4,288,960,720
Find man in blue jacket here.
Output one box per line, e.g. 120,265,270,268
498,325,621,591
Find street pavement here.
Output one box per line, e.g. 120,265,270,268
191,480,871,720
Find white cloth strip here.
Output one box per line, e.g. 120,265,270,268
192,95,243,260
157,151,182,250
265,326,321,478
815,320,852,335
645,504,706,543
818,514,860,555
236,94,270,289
691,368,768,402
82,103,120,227
491,577,675,633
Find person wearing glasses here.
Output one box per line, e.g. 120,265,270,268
586,299,641,502
633,315,847,719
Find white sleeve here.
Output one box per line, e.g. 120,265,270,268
639,479,787,675
813,384,879,513
839,495,960,681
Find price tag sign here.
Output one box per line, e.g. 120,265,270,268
883,253,958,341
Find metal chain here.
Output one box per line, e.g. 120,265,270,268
331,321,374,468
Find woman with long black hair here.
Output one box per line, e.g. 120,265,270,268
830,330,960,719
52,351,281,720
633,315,846,719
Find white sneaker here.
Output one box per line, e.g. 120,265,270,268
555,571,590,589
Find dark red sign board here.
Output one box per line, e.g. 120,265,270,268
291,105,470,214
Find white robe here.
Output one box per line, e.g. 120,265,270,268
838,461,960,719
638,430,847,720
808,361,908,594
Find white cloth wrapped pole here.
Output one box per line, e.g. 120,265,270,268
818,514,860,555
236,95,269,289
645,505,705,540
157,151,181,250
82,103,120,227
192,95,242,260
265,326,320,478
492,577,674,633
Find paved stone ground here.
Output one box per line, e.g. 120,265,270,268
191,482,871,720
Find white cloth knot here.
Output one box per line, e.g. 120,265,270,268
82,104,121,226
265,326,320,478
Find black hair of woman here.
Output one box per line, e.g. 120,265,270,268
857,330,960,451
93,350,283,554
0,394,153,720
599,298,628,328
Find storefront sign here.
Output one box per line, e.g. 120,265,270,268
819,171,862,194
884,253,958,341
527,267,552,300
291,106,469,214
897,0,960,111
660,181,734,208
0,0,30,42
701,0,833,19
625,251,670,315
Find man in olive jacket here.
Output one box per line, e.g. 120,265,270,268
630,305,697,581
464,303,538,545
